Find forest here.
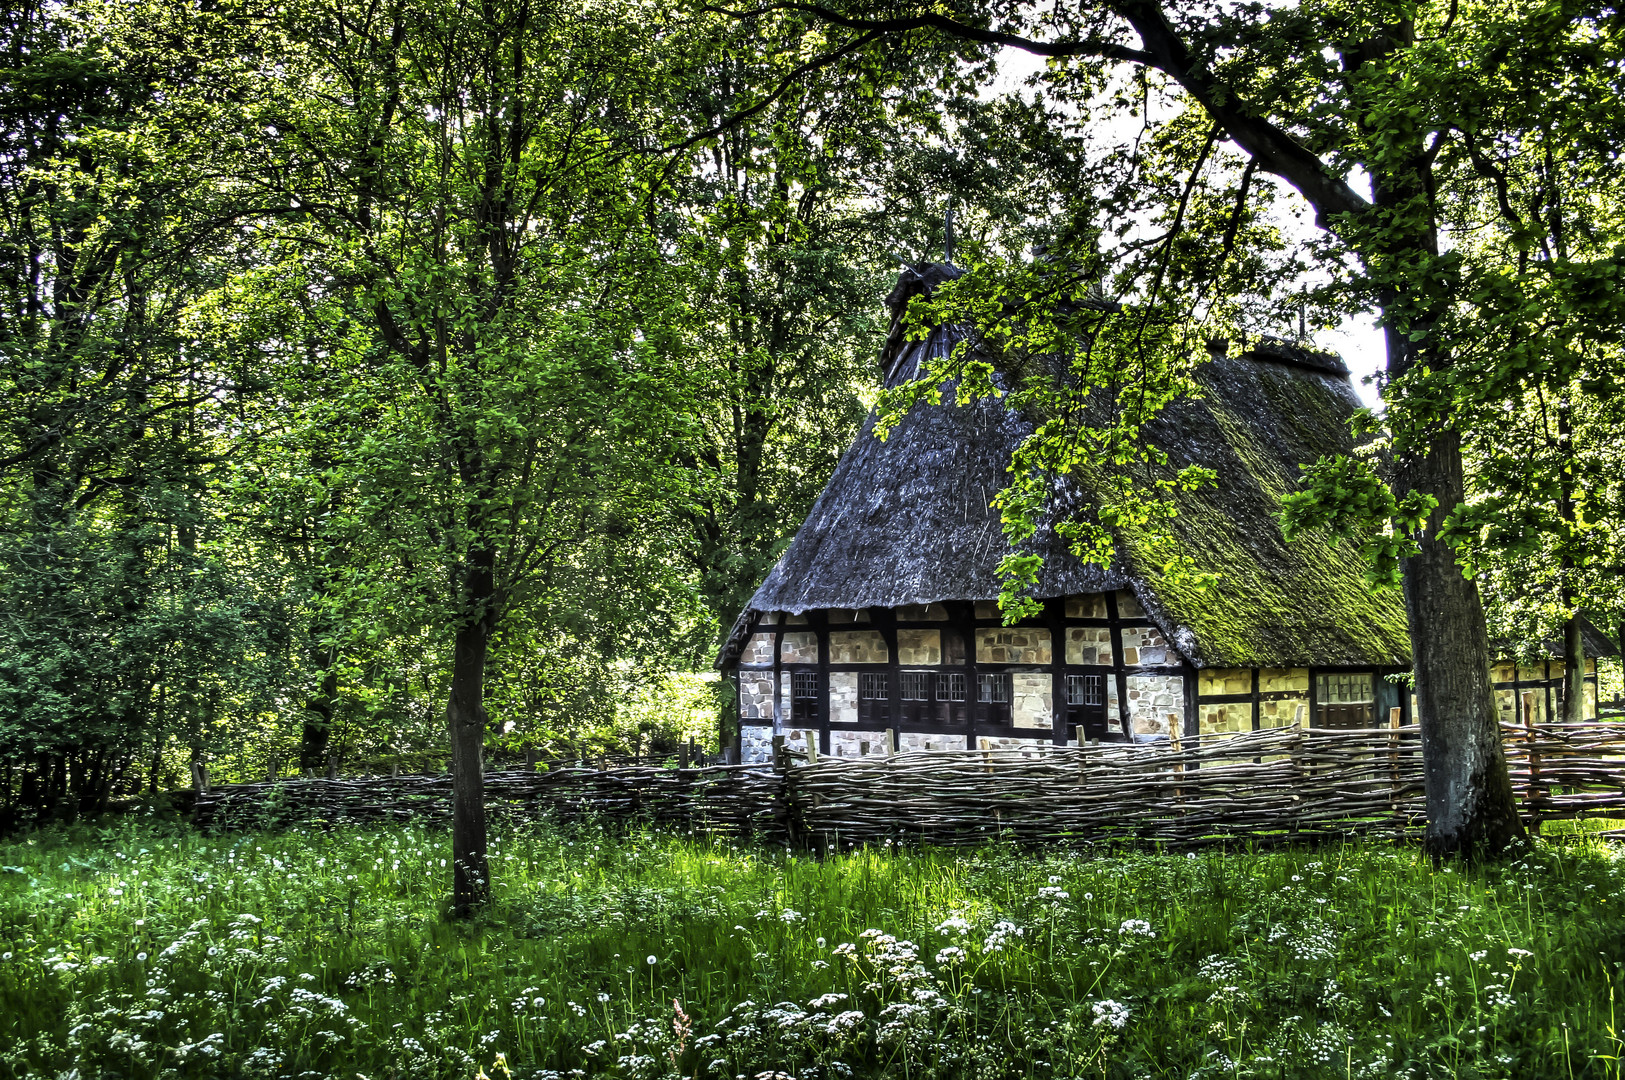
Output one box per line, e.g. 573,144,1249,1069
8,0,1625,836
8,0,1625,1076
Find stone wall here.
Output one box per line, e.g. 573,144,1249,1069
898,732,968,752
741,725,773,764
1199,702,1249,737
1120,625,1171,666
829,672,858,724
780,632,818,664
1259,668,1309,694
1124,673,1184,738
1011,673,1053,729
830,730,891,758
782,727,817,760
976,628,1052,664
1197,668,1251,697
1065,594,1107,619
1259,695,1307,728
828,630,888,663
897,629,942,665
740,633,775,667
1065,627,1113,665
976,735,1051,754
1116,590,1146,618
739,672,775,721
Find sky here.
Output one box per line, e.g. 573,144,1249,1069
988,47,1389,410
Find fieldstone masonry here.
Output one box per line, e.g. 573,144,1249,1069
1120,625,1171,666
1124,673,1184,739
1065,627,1113,665
975,628,1052,665
741,725,773,764
896,629,942,665
830,730,891,757
829,630,888,664
739,672,775,720
1011,673,1053,729
779,632,818,664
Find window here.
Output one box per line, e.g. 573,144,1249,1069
1315,673,1375,729
978,674,1011,703
792,670,819,722
900,671,930,701
937,673,966,702
977,673,1013,725
1066,674,1104,706
858,671,889,725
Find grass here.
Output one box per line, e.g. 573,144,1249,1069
1,815,1624,1079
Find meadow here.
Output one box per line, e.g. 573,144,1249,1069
1,813,1623,1080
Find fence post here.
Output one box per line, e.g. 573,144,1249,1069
884,728,895,758
326,753,339,781
1523,691,1542,835
1167,715,1185,809
771,734,786,771
266,759,278,784
1388,706,1402,824
679,741,690,769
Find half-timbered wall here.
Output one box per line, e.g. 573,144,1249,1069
734,591,1175,764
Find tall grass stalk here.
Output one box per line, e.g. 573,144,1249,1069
1,817,1622,1078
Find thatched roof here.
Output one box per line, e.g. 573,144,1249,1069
717,264,1417,670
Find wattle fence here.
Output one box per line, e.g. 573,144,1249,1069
190,721,1625,847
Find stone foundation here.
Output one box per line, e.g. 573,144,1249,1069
898,732,967,753
741,725,773,764
1116,590,1146,618
1197,668,1251,697
977,735,1051,754
830,730,891,758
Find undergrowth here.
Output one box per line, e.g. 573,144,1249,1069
1,816,1623,1079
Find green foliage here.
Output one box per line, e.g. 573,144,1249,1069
2,823,1625,1077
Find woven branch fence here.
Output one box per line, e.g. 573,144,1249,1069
191,722,1625,847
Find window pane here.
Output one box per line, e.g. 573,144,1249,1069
792,671,818,700
900,671,930,701
978,674,1011,704
1316,673,1374,704
860,672,888,700
1066,674,1105,706
937,672,966,702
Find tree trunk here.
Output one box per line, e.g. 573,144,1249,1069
298,648,340,773
1564,615,1587,724
1396,430,1525,857
447,545,495,917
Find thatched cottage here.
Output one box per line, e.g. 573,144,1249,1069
717,264,1607,764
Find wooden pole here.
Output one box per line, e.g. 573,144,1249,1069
1388,706,1402,818
1523,691,1542,835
